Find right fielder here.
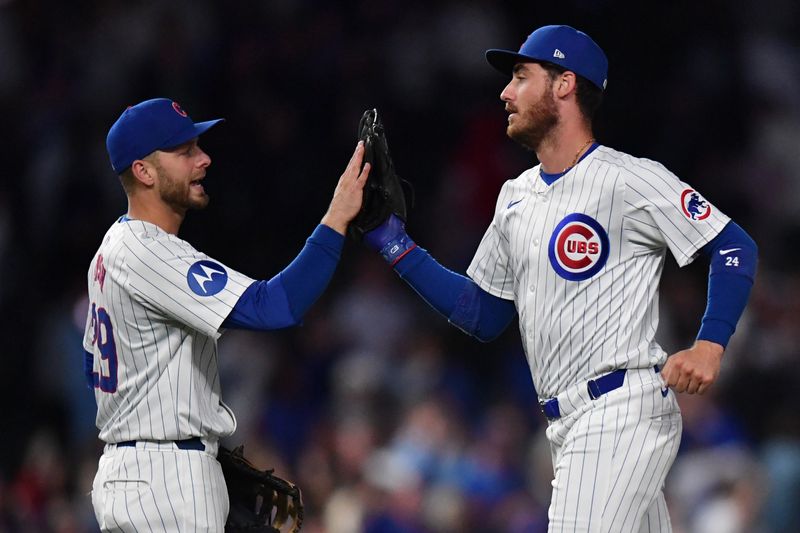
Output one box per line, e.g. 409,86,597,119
359,25,757,531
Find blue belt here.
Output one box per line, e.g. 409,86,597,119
540,369,628,420
117,437,205,451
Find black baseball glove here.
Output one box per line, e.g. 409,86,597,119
218,445,304,533
348,108,412,241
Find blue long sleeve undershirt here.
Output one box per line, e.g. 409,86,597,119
389,220,756,348
85,225,343,388
393,246,517,342
695,221,757,347
221,213,754,351
222,224,344,330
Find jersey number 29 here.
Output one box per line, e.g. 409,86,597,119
90,303,118,393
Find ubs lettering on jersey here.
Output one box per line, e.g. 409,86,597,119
94,254,107,292
548,213,610,281
187,260,228,296
680,188,711,221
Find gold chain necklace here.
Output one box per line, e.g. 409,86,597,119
563,138,595,172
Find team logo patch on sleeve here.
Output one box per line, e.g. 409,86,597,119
187,260,228,296
680,188,711,221
548,213,610,281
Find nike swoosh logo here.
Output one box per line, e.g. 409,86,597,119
507,199,523,209
719,248,741,255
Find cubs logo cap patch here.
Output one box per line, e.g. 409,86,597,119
106,98,224,174
486,25,608,91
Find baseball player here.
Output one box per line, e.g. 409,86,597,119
84,98,369,531
362,25,757,531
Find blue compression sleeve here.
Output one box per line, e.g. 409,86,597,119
223,225,344,330
394,246,517,341
696,221,757,347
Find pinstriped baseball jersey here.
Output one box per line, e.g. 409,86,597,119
467,145,730,398
83,217,254,443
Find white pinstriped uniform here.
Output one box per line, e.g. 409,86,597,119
467,145,729,532
84,217,254,531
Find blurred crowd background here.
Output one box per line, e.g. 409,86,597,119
1,0,799,532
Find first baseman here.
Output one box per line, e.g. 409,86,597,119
362,25,757,531
84,98,369,531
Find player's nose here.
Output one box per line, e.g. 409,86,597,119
500,82,514,103
196,147,211,168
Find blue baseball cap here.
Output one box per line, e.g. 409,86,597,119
106,98,224,174
486,25,608,90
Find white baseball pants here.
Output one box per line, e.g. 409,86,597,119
545,368,682,532
91,440,227,532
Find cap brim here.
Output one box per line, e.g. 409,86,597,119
193,118,224,136
161,118,225,150
486,49,541,75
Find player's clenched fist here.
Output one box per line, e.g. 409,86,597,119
321,141,371,235
661,340,724,394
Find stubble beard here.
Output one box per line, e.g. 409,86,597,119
507,91,559,152
157,166,209,212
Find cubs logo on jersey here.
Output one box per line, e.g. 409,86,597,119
548,213,610,281
187,260,228,296
681,188,711,221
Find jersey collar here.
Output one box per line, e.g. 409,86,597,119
539,142,600,186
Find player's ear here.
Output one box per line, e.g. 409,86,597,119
130,158,157,187
555,71,577,98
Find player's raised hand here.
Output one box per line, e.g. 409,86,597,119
321,141,371,235
661,340,724,394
